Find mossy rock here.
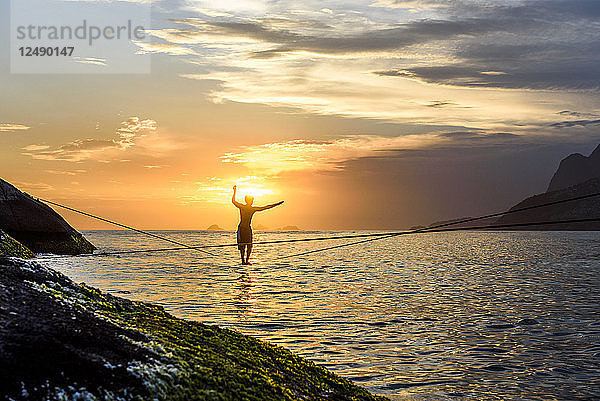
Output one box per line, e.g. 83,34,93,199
0,230,34,258
0,259,388,401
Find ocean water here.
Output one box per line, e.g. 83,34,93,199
39,230,600,400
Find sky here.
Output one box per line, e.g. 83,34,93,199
1,0,600,230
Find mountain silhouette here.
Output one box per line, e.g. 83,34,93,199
498,176,600,230
547,144,600,192
418,143,600,231
497,143,600,230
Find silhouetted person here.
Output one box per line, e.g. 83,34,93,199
232,185,284,265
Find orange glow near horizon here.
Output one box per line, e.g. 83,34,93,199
3,0,600,233
194,175,279,206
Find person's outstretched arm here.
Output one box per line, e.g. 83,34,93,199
255,201,284,211
232,185,242,208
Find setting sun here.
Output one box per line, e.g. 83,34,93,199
234,176,275,199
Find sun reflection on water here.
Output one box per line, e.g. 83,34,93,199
45,230,600,400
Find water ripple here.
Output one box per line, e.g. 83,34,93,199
44,230,600,400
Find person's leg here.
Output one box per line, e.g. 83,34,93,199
245,244,252,264
239,246,245,264
237,227,245,264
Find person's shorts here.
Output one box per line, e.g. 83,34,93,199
237,225,252,249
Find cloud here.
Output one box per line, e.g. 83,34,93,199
185,57,585,129
143,164,169,169
44,169,87,175
0,123,30,132
370,0,449,10
549,110,600,128
155,16,517,58
369,1,600,90
133,41,197,56
13,182,54,192
551,119,600,128
151,0,599,129
72,57,107,66
218,131,520,175
62,0,151,3
22,145,50,151
22,117,158,162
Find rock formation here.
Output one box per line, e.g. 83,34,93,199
0,178,95,254
496,144,600,230
417,143,600,231
0,230,34,258
0,258,386,401
497,176,600,230
278,225,301,231
547,144,600,192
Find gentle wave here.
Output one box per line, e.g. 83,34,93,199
42,230,600,400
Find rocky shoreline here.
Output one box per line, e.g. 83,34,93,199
0,257,387,401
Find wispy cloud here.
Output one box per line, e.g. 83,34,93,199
22,117,159,162
22,145,49,151
220,133,451,175
13,182,54,192
44,169,87,176
133,41,197,56
370,0,450,10
551,119,600,128
0,123,30,132
72,57,107,66
143,164,169,169
184,59,574,129
215,130,524,180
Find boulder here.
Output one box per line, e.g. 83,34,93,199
0,178,95,255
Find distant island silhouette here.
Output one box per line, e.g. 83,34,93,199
278,225,301,231
206,224,224,231
204,224,301,231
252,225,301,231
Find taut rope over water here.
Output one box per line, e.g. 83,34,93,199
35,191,600,261
38,198,218,257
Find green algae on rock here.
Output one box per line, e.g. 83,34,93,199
0,258,388,401
0,230,34,259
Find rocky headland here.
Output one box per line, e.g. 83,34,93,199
416,143,600,231
497,145,600,230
